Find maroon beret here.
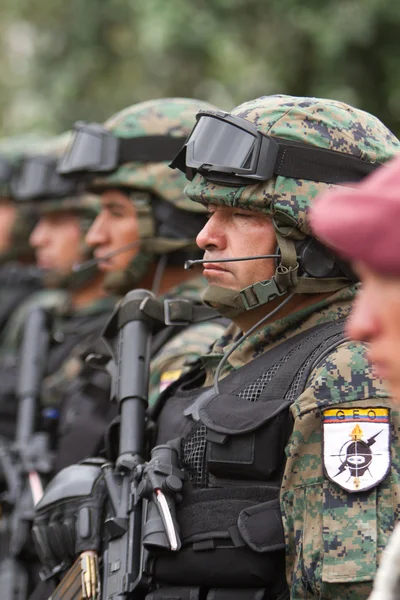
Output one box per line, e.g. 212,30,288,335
310,154,400,275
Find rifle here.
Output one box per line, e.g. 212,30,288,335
48,292,217,600
0,306,52,600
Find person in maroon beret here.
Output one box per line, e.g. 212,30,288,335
311,154,400,600
311,153,400,403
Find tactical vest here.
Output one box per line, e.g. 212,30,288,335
147,320,347,600
0,310,111,441
0,264,42,335
55,320,230,473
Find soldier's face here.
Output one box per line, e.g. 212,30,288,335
30,211,83,274
347,262,400,404
196,205,276,290
85,189,140,273
0,199,17,253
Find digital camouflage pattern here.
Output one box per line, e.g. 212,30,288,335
93,97,216,212
198,285,398,599
185,95,400,236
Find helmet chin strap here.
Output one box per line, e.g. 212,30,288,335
200,225,351,317
186,253,288,318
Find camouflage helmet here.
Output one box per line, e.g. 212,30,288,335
183,95,400,315
0,135,52,264
11,133,101,289
12,132,101,232
59,98,220,294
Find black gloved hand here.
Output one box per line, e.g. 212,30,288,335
32,458,108,580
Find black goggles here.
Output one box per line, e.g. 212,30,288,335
0,155,14,187
57,121,188,178
170,110,381,186
10,155,78,202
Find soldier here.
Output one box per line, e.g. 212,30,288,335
50,97,228,472
0,136,115,440
32,95,400,600
311,153,400,405
310,153,400,600
0,143,44,335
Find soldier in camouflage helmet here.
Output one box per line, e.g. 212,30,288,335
31,95,400,600
27,98,229,600
0,135,51,266
56,97,228,409
0,138,46,336
0,135,117,441
160,95,399,599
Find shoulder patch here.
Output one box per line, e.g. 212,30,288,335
159,369,184,393
322,407,390,493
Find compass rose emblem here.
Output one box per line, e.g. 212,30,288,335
323,408,390,492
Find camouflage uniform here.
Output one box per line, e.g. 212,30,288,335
197,286,393,599
177,96,400,599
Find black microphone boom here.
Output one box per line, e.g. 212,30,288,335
73,240,143,272
184,254,281,270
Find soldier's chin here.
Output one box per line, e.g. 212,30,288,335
41,268,68,288
97,260,114,272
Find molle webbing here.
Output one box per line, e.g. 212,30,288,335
191,319,348,437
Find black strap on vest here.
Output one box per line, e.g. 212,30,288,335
197,319,347,436
151,318,347,428
105,298,220,340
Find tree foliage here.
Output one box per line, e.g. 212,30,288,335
1,0,400,136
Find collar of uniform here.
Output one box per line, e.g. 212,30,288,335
161,275,207,303
202,284,358,384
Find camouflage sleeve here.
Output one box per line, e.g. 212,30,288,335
148,321,226,407
281,340,400,600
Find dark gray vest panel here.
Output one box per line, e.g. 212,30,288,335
151,320,346,594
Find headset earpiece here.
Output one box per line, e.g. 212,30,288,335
275,237,358,282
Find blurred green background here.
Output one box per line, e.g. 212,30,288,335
1,0,400,136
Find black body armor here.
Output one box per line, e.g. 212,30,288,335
147,320,347,600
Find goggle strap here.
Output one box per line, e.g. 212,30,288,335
119,136,188,164
273,136,380,184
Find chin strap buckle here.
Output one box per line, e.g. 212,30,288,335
240,276,287,310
